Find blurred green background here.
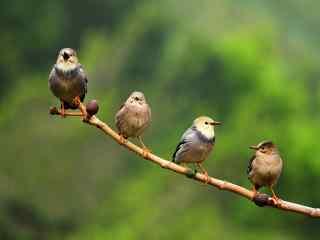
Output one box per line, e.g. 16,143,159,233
1,0,320,239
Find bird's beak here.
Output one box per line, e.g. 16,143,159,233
250,145,259,150
210,121,221,126
63,52,70,61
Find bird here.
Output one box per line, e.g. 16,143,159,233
115,91,151,154
172,116,221,182
49,48,88,117
247,140,283,204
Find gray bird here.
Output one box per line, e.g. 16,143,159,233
49,48,88,117
115,91,151,150
172,116,221,181
247,140,283,203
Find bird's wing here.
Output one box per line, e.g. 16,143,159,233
79,66,88,102
140,103,152,130
146,103,151,121
115,103,129,133
48,66,57,85
172,139,187,162
172,127,195,162
79,66,88,82
247,154,255,174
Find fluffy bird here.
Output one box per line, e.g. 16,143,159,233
115,91,151,151
49,48,88,117
172,116,221,181
247,140,283,203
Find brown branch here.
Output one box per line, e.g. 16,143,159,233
50,103,320,218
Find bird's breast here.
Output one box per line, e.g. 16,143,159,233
189,141,213,162
250,154,282,186
49,69,86,102
117,104,150,137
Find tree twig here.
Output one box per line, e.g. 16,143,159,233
50,103,320,218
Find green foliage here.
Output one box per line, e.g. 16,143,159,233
1,0,320,239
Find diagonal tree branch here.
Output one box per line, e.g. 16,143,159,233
49,103,320,218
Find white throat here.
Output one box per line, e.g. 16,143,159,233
197,125,215,140
204,128,215,140
56,62,77,72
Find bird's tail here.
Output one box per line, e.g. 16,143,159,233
172,152,178,163
172,156,180,164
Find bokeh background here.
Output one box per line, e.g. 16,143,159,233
1,0,320,239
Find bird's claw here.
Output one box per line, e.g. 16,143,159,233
72,96,81,107
203,171,210,184
49,106,59,115
70,96,88,120
195,163,209,184
270,188,281,206
78,102,88,120
60,104,66,118
252,187,258,197
142,147,151,159
118,135,128,145
270,195,280,206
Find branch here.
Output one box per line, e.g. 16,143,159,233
50,101,320,218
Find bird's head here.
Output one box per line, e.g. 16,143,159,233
193,116,221,140
127,91,146,105
250,140,278,155
56,48,79,72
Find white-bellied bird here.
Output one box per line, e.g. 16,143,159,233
172,116,221,182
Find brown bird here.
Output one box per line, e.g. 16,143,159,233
49,48,88,117
115,91,151,153
247,140,283,203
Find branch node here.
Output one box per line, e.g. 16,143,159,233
160,161,169,169
142,151,151,160
86,99,99,116
185,169,197,178
49,106,59,115
117,136,128,146
82,116,90,123
253,193,270,207
219,181,227,190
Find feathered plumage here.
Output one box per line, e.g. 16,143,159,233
248,140,283,202
172,116,220,182
115,91,151,139
49,48,88,109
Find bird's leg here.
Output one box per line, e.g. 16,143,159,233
118,134,128,145
251,185,258,197
60,101,65,118
72,96,87,119
138,136,150,151
196,163,209,184
138,136,151,159
270,187,280,205
71,96,81,107
182,163,197,178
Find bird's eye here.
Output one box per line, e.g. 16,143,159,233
205,122,208,125
135,97,139,101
